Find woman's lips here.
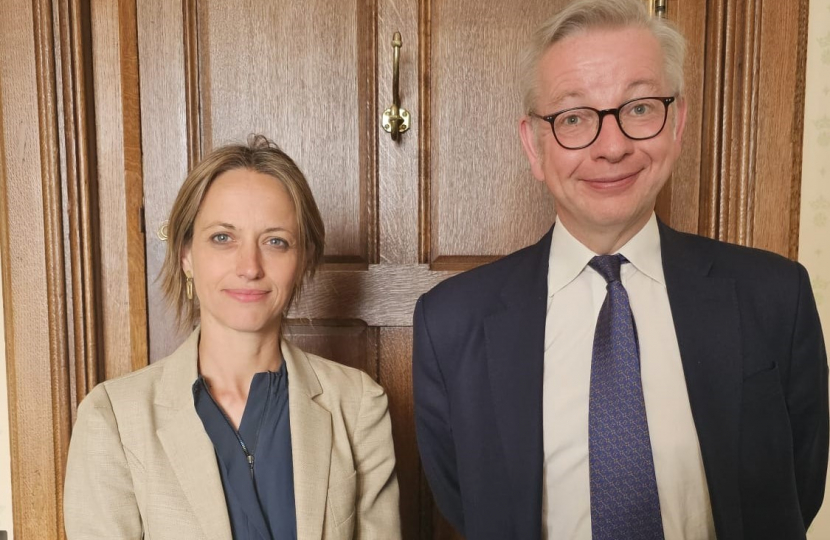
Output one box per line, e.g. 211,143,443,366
224,289,270,303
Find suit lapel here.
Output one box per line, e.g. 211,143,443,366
283,341,332,540
484,229,551,537
659,223,744,538
155,329,233,540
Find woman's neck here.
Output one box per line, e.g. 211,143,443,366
197,320,283,399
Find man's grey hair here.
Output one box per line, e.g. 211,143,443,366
519,0,687,113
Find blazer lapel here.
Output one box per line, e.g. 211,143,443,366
283,341,332,540
483,229,551,538
659,224,744,539
155,329,233,540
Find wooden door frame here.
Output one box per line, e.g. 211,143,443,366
0,0,809,537
0,0,146,537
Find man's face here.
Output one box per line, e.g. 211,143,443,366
519,26,687,245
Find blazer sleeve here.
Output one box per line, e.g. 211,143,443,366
64,384,143,540
352,371,402,539
412,295,465,535
788,264,829,527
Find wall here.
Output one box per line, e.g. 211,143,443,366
0,256,13,537
803,0,830,537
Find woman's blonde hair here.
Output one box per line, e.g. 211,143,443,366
519,0,687,113
160,134,325,331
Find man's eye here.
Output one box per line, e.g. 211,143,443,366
631,104,650,115
211,233,230,243
563,115,581,126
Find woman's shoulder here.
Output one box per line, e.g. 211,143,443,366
83,337,197,411
284,341,385,400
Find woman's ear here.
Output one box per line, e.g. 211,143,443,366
181,244,193,275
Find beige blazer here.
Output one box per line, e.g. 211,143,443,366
64,329,401,539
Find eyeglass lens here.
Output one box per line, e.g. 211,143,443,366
553,98,668,149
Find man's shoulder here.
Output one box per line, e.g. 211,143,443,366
422,232,550,307
661,224,804,282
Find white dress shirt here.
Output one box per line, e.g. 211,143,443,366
542,214,716,539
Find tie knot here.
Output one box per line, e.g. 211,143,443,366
588,254,628,284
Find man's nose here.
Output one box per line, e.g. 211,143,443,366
591,114,634,161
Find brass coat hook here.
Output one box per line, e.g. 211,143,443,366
382,31,410,141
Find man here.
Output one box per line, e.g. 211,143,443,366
412,0,829,539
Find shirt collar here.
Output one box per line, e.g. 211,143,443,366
617,213,665,286
548,217,598,296
548,213,664,297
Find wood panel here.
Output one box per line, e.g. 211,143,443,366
696,0,808,257
378,328,418,540
91,0,147,381
0,0,145,536
290,264,454,326
285,321,378,379
0,0,63,535
654,0,706,233
0,0,813,538
198,0,377,263
753,0,808,258
136,0,193,360
426,0,557,265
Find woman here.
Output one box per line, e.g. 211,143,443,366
64,135,401,539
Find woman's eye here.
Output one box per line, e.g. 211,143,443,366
211,233,230,243
267,237,289,248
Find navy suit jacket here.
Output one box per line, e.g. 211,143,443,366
413,222,828,540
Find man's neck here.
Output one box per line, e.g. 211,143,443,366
559,212,653,255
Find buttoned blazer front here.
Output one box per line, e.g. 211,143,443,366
64,328,401,540
413,221,829,540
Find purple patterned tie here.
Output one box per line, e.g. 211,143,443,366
588,254,664,539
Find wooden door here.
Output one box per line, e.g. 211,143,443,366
0,0,809,538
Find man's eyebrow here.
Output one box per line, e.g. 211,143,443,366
545,79,663,110
626,79,661,92
547,90,586,108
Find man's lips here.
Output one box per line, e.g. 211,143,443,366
581,170,640,189
224,289,270,302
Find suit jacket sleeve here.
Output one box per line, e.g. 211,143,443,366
353,370,402,539
64,384,143,540
788,263,829,527
413,294,465,534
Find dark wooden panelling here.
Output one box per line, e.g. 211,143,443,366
92,0,147,380
695,0,808,257
137,0,191,361
0,0,65,534
426,0,557,265
0,0,146,535
0,1,813,539
379,328,419,540
285,320,378,379
753,0,808,258
655,0,706,234
197,0,376,262
289,264,455,326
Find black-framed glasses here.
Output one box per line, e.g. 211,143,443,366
530,96,676,150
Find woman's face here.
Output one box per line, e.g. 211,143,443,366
181,168,300,336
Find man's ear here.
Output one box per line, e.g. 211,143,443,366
672,96,688,147
519,116,546,182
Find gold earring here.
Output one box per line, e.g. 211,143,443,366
185,271,194,301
